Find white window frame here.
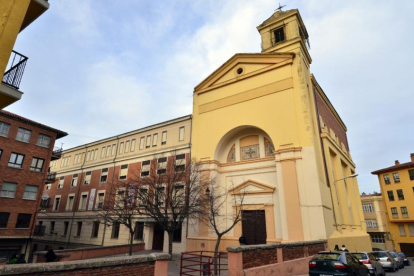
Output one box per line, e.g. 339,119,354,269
100,168,108,183
115,188,126,209
101,147,106,158
0,182,17,198
66,193,75,211
399,225,406,236
139,137,145,150
22,185,38,200
84,171,91,185
146,135,151,148
125,140,130,153
79,192,89,211
58,176,65,189
152,134,158,147
179,126,185,141
106,146,111,157
16,127,31,143
365,219,378,229
37,133,51,148
362,203,374,213
111,144,117,155
53,195,61,212
130,139,136,151
401,206,409,218
393,172,400,183
119,142,124,154
0,121,11,137
71,174,78,187
161,131,167,145
119,164,128,180
95,190,106,209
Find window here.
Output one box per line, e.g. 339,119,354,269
40,198,50,208
119,164,128,180
84,171,91,185
130,139,136,151
74,154,79,164
399,225,406,236
71,174,78,187
15,213,31,229
152,134,158,147
179,127,185,141
22,185,38,200
409,169,414,181
173,223,182,242
94,149,98,160
111,144,116,155
146,135,151,148
0,149,2,159
393,173,400,183
141,160,150,177
79,194,88,210
101,147,106,158
155,187,165,207
91,221,100,238
362,203,374,213
227,146,235,162
370,234,385,244
408,224,414,237
274,27,285,43
86,151,91,161
137,187,148,207
63,221,69,236
139,137,145,150
106,146,111,157
397,189,405,200
125,140,130,153
1,182,17,198
0,121,10,137
30,157,44,172
387,191,395,201
50,221,55,234
115,189,125,209
365,219,378,229
119,142,124,154
58,176,64,189
66,195,75,211
16,128,31,143
111,222,120,239
391,207,398,218
76,222,82,236
383,174,391,184
401,207,409,218
100,168,108,182
134,222,144,240
175,154,186,172
96,192,105,209
157,157,167,175
0,212,10,228
173,183,185,204
8,152,24,168
37,134,51,148
161,131,167,145
53,196,61,212
45,184,51,191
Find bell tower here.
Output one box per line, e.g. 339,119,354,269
257,9,312,64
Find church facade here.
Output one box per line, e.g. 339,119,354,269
35,9,371,254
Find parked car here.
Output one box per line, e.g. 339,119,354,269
398,252,410,266
371,251,398,272
309,251,369,276
351,252,386,276
388,250,404,269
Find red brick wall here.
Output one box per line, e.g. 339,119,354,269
308,243,325,256
243,248,277,269
0,114,58,237
314,86,349,151
283,246,305,261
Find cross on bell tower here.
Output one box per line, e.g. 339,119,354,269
275,3,286,12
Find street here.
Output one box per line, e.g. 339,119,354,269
389,263,414,275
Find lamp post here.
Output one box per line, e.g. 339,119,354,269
330,174,359,231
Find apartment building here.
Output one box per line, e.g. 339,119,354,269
35,115,191,254
0,110,67,260
372,154,414,255
0,0,50,108
360,193,394,250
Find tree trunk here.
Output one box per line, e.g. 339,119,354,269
129,231,134,256
213,234,222,275
168,230,174,259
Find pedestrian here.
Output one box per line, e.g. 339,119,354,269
45,247,58,262
334,244,339,251
16,254,26,264
8,254,18,264
239,236,247,245
341,245,349,252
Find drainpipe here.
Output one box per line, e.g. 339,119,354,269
67,145,88,248
101,136,120,246
186,116,192,239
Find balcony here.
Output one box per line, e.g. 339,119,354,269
45,172,57,183
40,198,50,209
51,147,63,160
33,225,46,237
20,0,50,32
0,51,27,108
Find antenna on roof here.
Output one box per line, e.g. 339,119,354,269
275,3,286,12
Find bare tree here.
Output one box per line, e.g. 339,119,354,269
127,154,207,257
95,181,140,256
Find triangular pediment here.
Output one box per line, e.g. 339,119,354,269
195,53,294,94
229,179,275,195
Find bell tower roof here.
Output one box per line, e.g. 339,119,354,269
257,9,298,29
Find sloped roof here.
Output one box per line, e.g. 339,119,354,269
0,110,68,139
371,161,414,175
257,9,298,29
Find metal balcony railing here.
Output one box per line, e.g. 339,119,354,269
2,50,28,89
51,146,63,160
33,225,46,236
46,172,57,183
40,198,50,208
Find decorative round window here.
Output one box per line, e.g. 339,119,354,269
236,68,243,75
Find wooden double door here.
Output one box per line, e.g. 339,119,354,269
152,223,164,250
242,210,267,245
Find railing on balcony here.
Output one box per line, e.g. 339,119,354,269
33,225,46,237
2,50,28,89
46,172,57,183
51,146,63,160
40,198,50,209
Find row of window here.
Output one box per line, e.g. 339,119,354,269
46,190,106,212
0,213,31,229
362,203,374,213
384,170,414,184
0,121,51,147
0,149,45,172
390,206,409,218
386,189,407,201
52,128,186,169
398,224,414,237
47,155,187,191
0,182,39,200
365,219,378,229
370,234,386,244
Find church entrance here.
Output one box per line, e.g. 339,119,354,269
152,223,164,250
242,210,267,245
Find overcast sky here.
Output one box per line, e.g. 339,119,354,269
7,0,414,193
